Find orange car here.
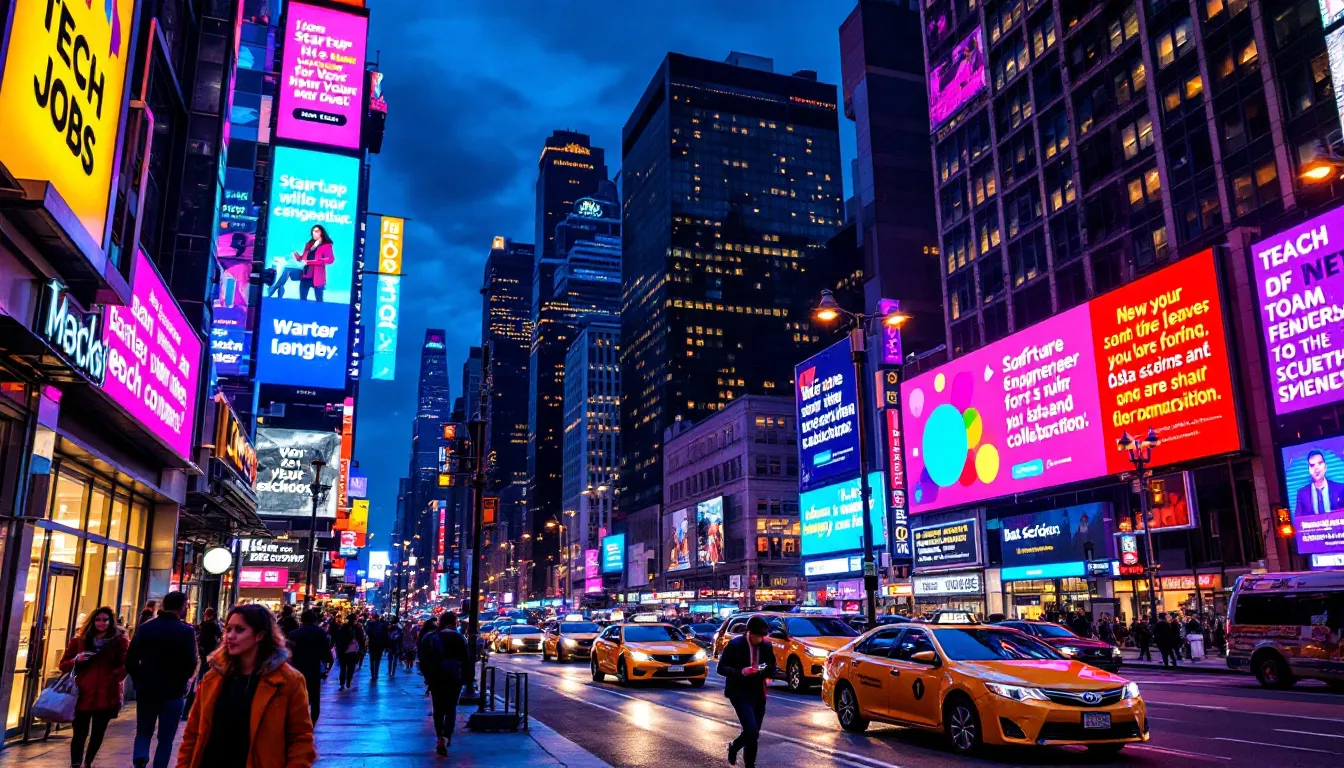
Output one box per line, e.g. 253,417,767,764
590,622,708,687
542,620,602,662
821,623,1147,756
711,613,860,692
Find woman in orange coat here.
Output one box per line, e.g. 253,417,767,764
176,604,316,768
58,606,129,768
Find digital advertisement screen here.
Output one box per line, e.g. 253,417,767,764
256,147,359,388
796,337,861,492
255,427,342,517
276,1,368,150
1282,435,1344,557
585,549,602,593
904,250,1240,513
0,0,136,252
912,519,981,571
602,534,625,573
371,215,404,381
666,507,692,572
696,497,725,566
1323,0,1344,28
927,28,987,129
1249,204,1344,414
213,168,261,377
240,538,308,570
999,503,1112,581
800,472,888,558
1115,471,1199,533
102,250,203,460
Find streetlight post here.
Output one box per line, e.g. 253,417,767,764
304,457,328,610
813,291,909,629
1118,428,1162,623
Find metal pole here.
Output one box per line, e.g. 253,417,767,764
850,325,878,628
305,461,325,610
1137,459,1159,622
463,345,491,706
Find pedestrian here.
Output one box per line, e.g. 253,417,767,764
1068,610,1093,638
278,605,300,636
719,616,776,768
176,604,316,768
323,614,340,678
386,619,404,679
1153,613,1180,668
136,600,158,632
334,613,365,690
1098,614,1116,645
366,614,389,680
58,606,129,768
287,608,333,725
354,616,368,671
1184,613,1204,660
419,612,470,755
125,591,198,768
402,620,421,672
185,608,224,719
1132,616,1153,661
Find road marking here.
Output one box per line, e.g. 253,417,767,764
1213,737,1339,754
1147,702,1227,710
1276,729,1344,740
1129,744,1232,761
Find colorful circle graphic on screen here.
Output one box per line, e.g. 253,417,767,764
922,404,969,486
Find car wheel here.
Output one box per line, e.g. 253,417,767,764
689,678,706,689
787,658,806,693
835,684,869,733
1254,651,1296,689
542,647,550,662
1086,744,1126,756
590,658,605,683
945,696,983,755
617,658,630,686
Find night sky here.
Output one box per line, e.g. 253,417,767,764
354,1,860,554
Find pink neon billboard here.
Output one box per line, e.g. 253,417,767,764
928,29,987,129
102,250,203,460
276,1,368,150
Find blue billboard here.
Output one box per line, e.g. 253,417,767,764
601,534,625,574
256,147,360,388
800,472,887,558
999,503,1112,581
796,338,861,492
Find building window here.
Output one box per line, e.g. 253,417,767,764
1153,16,1194,69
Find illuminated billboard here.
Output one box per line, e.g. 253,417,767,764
1249,204,1344,414
796,338,861,492
927,28,987,129
1282,435,1344,557
255,428,342,517
999,503,1112,581
696,497,725,566
102,250,203,460
276,1,368,150
256,147,359,388
800,472,887,558
602,534,625,573
213,168,261,377
0,0,137,253
371,215,404,381
666,507,691,572
903,250,1240,513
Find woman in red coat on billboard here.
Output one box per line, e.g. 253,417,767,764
296,224,336,302
58,606,130,768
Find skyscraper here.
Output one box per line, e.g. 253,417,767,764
481,239,535,544
535,130,609,261
619,52,845,512
405,330,452,572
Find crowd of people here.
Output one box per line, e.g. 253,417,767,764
1046,608,1228,667
51,595,475,767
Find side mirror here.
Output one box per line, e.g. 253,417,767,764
910,650,939,666
769,630,787,640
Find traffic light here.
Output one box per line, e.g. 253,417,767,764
1274,505,1294,539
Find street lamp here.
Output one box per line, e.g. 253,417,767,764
1301,139,1344,182
1118,428,1162,623
812,291,908,627
304,457,330,610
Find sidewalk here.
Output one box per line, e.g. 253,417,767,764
1119,647,1244,675
1,662,609,767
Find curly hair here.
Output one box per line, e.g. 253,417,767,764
218,604,288,675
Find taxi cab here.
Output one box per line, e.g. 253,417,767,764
590,619,708,687
543,619,602,662
712,612,859,692
821,623,1148,756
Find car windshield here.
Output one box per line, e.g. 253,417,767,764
561,622,600,633
934,629,1064,661
690,623,718,633
786,617,860,638
507,627,542,636
1033,623,1078,639
624,625,685,642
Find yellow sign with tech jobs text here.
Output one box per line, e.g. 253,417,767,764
350,499,369,534
0,0,137,249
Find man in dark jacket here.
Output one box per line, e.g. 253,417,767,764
1132,616,1153,661
278,604,300,636
1153,613,1180,668
717,616,777,768
366,614,390,680
420,612,470,755
125,591,197,768
289,608,334,723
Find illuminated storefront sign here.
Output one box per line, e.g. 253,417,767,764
239,567,288,587
999,503,1112,581
276,1,369,150
913,571,983,597
912,519,981,571
213,394,258,483
41,279,107,384
337,397,354,511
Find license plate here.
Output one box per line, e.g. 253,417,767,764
1082,712,1111,730
667,665,685,673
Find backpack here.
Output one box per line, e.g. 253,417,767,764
423,630,464,682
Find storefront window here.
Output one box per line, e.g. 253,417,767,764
50,472,87,528
108,494,129,543
120,550,144,627
48,530,80,565
102,548,123,622
128,500,149,550
7,529,47,730
86,485,111,537
77,541,105,629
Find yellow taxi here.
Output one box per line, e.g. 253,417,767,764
821,623,1148,756
542,619,602,662
590,620,708,687
713,613,860,692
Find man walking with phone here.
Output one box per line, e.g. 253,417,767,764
718,616,777,768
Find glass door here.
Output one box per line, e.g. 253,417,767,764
20,565,78,739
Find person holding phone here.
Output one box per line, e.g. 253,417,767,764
718,616,777,768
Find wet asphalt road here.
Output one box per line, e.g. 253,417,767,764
487,652,1344,767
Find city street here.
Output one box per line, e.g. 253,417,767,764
489,653,1344,767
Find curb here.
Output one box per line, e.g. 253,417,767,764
1120,657,1245,676
526,716,613,768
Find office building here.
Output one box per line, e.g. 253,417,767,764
619,52,846,514
405,330,452,576
536,130,609,261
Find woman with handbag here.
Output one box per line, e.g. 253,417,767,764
176,604,316,768
57,607,129,768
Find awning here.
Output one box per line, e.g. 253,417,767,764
180,458,267,543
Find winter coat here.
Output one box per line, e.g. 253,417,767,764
298,242,335,288
176,645,316,768
334,622,366,655
125,613,198,702
58,630,129,714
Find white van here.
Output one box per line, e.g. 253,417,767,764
1226,571,1344,689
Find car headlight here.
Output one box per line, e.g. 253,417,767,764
1123,682,1140,700
1058,646,1079,657
1112,647,1123,657
985,683,1050,702
805,646,831,658
563,638,577,647
629,650,651,662
512,639,523,646
693,649,707,661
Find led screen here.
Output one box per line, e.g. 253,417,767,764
800,472,888,558
255,427,342,517
697,497,725,566
276,1,368,150
796,337,861,492
928,28,987,128
1282,435,1344,557
666,507,691,572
